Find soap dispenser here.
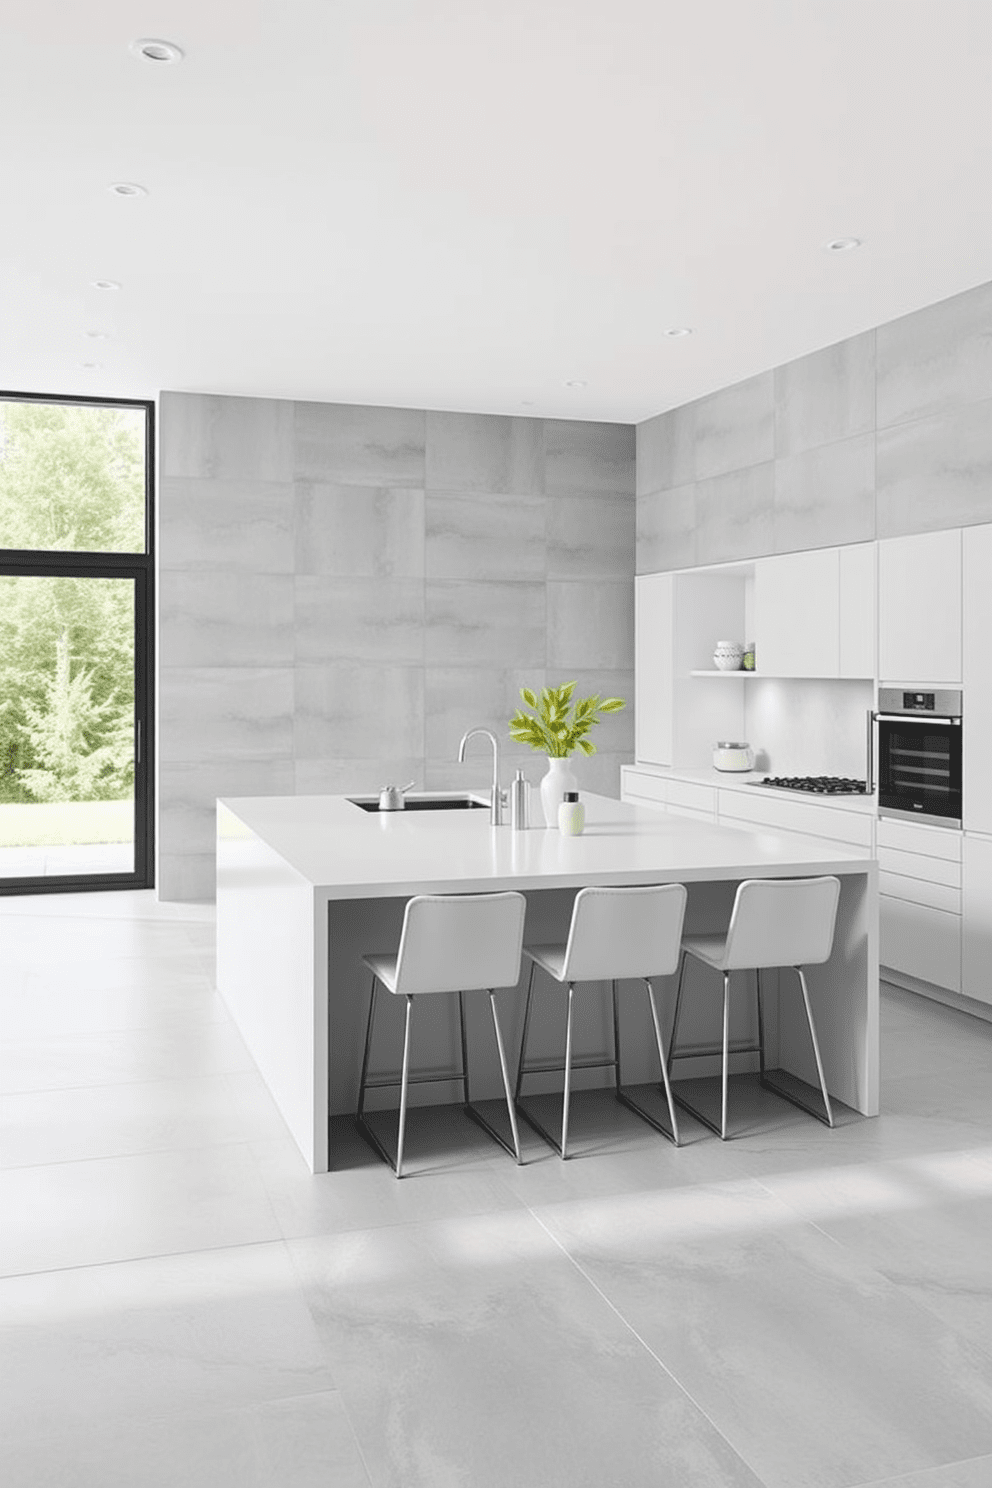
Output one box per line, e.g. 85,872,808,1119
510,769,530,830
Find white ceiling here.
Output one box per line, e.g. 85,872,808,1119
3,0,992,423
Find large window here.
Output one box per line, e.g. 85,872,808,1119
0,393,153,892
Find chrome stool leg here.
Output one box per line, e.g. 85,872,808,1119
561,982,575,1160
462,988,524,1163
797,967,834,1127
614,976,681,1145
721,971,731,1139
489,991,522,1163
514,961,537,1105
757,967,836,1128
667,950,688,1077
395,994,414,1179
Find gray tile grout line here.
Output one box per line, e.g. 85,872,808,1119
526,1206,771,1488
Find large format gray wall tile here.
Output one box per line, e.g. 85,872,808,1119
293,402,426,485
773,434,875,553
876,397,992,536
159,759,297,856
877,279,992,429
294,484,425,577
544,421,635,496
547,494,634,581
425,412,544,494
294,577,425,664
425,666,545,765
426,581,546,666
425,495,545,581
158,573,295,667
775,332,875,455
636,405,695,496
158,479,295,573
547,582,634,670
695,463,775,565
158,668,294,764
694,373,774,480
294,664,423,759
159,393,294,481
636,483,696,573
157,394,639,898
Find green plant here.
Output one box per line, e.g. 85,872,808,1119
509,681,625,758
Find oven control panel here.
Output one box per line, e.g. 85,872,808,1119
902,691,935,711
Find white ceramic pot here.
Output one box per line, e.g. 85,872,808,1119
539,756,578,827
713,640,744,672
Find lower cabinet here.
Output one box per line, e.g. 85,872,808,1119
877,818,962,993
879,896,962,993
963,834,992,1007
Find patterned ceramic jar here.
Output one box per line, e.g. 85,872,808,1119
713,640,744,672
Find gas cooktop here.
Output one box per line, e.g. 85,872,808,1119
753,775,868,796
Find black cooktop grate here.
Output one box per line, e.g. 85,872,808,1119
756,776,868,796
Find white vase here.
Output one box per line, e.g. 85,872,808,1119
539,756,578,828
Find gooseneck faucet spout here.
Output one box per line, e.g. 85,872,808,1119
458,727,505,826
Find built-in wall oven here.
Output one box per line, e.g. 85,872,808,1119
870,689,963,827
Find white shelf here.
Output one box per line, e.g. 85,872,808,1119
690,669,759,677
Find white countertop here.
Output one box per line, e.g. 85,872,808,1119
218,790,874,899
622,763,878,815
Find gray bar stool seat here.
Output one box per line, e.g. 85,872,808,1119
356,891,526,1178
515,883,688,1159
669,874,840,1139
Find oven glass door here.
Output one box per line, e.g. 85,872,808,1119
877,717,962,824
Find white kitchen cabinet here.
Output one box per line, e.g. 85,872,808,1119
754,548,840,677
876,816,962,993
839,542,877,678
962,834,992,1006
878,529,961,684
880,895,961,993
963,523,992,834
717,788,873,847
753,543,875,679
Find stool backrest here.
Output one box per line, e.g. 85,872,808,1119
723,875,841,970
394,891,527,995
560,883,688,982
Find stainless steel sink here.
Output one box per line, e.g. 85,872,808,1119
348,794,488,813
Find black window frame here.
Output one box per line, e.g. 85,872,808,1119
0,390,155,895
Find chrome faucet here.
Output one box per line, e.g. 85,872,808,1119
457,727,506,825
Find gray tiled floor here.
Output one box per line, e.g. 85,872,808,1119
2,890,992,1487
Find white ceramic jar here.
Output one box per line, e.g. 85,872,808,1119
713,640,744,672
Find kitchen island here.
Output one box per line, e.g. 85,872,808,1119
216,790,878,1173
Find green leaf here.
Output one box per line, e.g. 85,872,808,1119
520,687,537,708
577,738,596,756
598,698,626,712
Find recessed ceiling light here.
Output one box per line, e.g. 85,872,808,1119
664,327,693,338
564,380,587,389
826,237,862,252
131,37,184,64
108,182,148,198
91,279,121,291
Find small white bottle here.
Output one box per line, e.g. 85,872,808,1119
558,790,585,836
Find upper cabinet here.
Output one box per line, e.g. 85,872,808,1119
753,543,876,678
878,530,962,684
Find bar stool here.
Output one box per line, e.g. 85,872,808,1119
515,883,688,1159
669,875,840,1140
356,891,526,1178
